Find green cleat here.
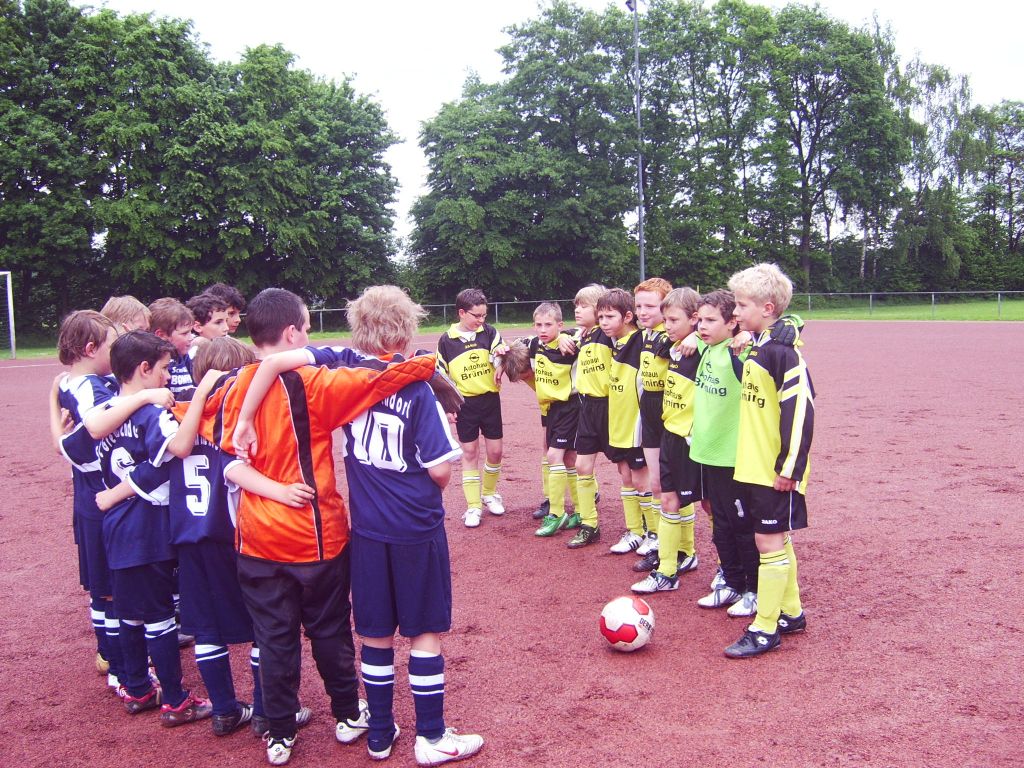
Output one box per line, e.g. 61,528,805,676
567,525,600,549
562,512,582,530
535,514,563,537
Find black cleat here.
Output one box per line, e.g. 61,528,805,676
632,550,660,572
777,612,807,635
532,499,551,520
724,628,781,659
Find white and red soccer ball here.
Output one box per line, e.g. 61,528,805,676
599,596,655,652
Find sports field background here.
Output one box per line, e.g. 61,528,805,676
1,320,1021,766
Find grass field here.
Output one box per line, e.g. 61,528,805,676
3,298,1021,360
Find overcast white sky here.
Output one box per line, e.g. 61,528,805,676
83,0,1024,242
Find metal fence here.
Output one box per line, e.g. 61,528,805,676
306,291,1024,333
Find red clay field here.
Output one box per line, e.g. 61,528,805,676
1,320,1021,767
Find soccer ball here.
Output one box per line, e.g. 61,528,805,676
599,596,655,652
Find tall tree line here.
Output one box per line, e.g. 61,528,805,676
408,0,1024,300
1,0,398,329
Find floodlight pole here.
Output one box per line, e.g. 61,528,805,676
627,0,646,282
3,271,14,359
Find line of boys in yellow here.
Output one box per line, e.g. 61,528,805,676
501,263,813,659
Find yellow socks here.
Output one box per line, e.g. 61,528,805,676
679,503,696,556
781,536,803,618
656,506,682,578
482,462,501,497
576,474,598,528
621,487,642,535
567,468,579,508
462,470,481,509
548,464,567,517
751,549,789,635
540,459,549,500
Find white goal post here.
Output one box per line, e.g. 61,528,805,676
0,271,15,359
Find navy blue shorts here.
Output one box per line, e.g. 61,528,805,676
455,391,503,443
350,529,452,639
77,515,113,599
176,540,254,645
737,482,809,534
640,391,665,448
575,395,609,456
659,432,703,504
111,560,176,623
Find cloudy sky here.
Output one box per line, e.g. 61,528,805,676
82,0,1024,241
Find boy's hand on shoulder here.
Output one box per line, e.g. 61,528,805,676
773,475,796,492
59,407,73,435
140,387,175,409
679,331,699,357
196,369,225,398
730,331,753,355
557,335,578,356
51,372,68,394
770,314,804,347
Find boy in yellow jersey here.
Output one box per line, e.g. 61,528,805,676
598,289,650,555
631,287,703,593
566,284,613,549
436,288,507,528
631,278,680,570
724,264,814,658
521,303,584,537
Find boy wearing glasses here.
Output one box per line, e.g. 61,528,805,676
437,288,507,528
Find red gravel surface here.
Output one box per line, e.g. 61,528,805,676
2,321,1022,767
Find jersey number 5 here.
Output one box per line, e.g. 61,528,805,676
183,454,211,517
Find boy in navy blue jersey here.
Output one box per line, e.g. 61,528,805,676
239,286,484,766
94,331,212,726
149,298,196,398
49,311,175,692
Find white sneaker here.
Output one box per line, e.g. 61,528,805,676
710,566,726,590
727,591,758,617
266,735,296,766
676,551,699,574
635,531,659,556
463,508,482,528
608,531,644,554
335,699,369,743
697,586,742,609
414,727,484,766
368,723,400,760
482,494,505,516
631,571,679,594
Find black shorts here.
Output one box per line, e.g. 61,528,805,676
640,391,665,448
350,529,452,639
111,560,176,623
606,446,646,470
659,432,703,504
176,540,254,645
545,398,579,450
455,391,503,443
737,482,809,534
575,395,609,456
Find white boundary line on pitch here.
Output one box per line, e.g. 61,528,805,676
0,362,58,370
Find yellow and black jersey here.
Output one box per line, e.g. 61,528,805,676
575,326,614,397
639,326,670,394
526,334,577,406
437,323,504,398
734,329,815,493
607,328,643,449
662,342,699,438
